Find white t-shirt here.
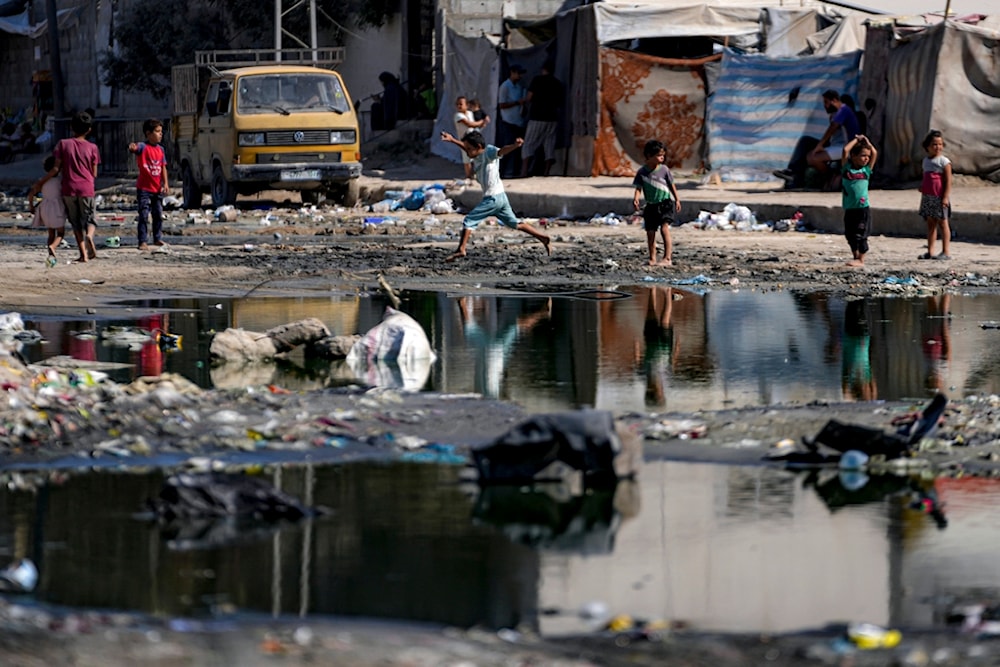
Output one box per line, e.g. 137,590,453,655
473,145,504,197
454,110,475,138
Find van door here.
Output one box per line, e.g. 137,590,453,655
199,80,234,180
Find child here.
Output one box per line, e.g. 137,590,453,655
841,134,878,267
468,98,490,126
128,118,170,250
453,96,487,181
918,129,952,260
439,130,550,262
632,140,681,266
51,110,101,263
27,155,67,266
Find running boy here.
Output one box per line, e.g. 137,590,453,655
632,140,681,266
439,130,550,262
841,134,878,267
51,110,101,263
128,118,169,250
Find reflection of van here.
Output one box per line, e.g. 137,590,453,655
172,49,361,208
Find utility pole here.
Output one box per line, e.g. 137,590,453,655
274,0,319,60
44,0,65,119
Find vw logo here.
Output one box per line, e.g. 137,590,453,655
294,131,305,142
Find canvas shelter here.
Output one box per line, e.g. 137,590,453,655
504,1,872,177
860,16,1000,183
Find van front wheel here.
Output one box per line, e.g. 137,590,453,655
330,179,360,207
181,165,201,209
211,165,236,207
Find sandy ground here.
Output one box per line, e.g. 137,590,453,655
1,160,1000,664
0,197,997,312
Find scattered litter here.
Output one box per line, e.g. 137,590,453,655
644,419,707,440
588,212,624,225
672,274,713,286
846,622,902,650
104,236,121,248
0,559,38,593
881,275,920,286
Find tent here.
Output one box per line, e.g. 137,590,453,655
435,1,871,176
860,17,1000,182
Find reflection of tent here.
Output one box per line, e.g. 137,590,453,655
492,1,870,176
860,17,1000,182
472,484,623,554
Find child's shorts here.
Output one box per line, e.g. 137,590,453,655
62,196,95,233
463,193,519,230
643,199,675,232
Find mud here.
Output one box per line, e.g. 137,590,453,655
1,180,1000,665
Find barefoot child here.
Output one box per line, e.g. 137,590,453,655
632,140,681,266
27,155,67,267
439,130,550,262
51,111,101,263
918,129,952,260
841,134,878,267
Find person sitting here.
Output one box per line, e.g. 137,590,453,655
775,89,860,189
0,122,16,163
12,122,37,154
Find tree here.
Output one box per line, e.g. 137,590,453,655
101,0,398,98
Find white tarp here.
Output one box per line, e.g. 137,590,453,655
431,30,499,163
0,7,80,38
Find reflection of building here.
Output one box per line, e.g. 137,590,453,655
538,462,890,635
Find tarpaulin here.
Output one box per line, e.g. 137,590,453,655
706,49,862,172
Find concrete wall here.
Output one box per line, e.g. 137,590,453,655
338,16,405,134
0,0,178,128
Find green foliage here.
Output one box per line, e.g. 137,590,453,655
100,0,230,99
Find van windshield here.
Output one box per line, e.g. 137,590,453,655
236,73,351,114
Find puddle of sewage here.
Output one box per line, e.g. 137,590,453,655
10,288,1000,412
0,459,990,635
5,288,999,634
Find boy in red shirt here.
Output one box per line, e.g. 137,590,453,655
128,118,169,250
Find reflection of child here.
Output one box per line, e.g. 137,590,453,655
641,286,675,407
841,299,876,401
27,155,67,266
138,314,166,376
841,135,878,267
632,140,681,267
918,130,952,261
921,294,951,391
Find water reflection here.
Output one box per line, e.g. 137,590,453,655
1,461,996,635
10,288,1000,411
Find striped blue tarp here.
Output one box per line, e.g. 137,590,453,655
707,49,862,172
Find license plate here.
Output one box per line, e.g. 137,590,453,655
280,169,321,181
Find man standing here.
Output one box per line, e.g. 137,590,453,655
497,64,527,177
520,60,564,177
775,89,860,188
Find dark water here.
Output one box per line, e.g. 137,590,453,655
0,460,991,635
5,288,1000,633
11,288,1000,411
